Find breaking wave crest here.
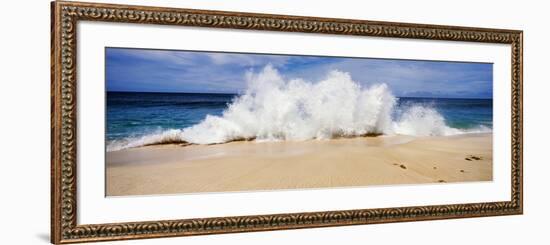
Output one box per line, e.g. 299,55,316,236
107,65,491,151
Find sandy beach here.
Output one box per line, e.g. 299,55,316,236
106,133,492,196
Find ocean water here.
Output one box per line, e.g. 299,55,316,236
395,97,492,130
106,92,235,142
106,93,492,151
106,67,492,151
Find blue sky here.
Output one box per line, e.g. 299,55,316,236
106,47,493,98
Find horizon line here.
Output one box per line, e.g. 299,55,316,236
106,90,492,99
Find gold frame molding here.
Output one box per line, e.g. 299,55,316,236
51,1,523,244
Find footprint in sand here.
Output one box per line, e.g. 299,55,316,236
465,155,483,161
392,163,407,169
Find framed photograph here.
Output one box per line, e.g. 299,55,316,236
51,0,523,243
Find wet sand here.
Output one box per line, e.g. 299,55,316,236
106,133,492,196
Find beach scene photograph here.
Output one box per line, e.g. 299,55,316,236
105,47,493,196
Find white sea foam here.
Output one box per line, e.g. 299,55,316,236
107,65,491,151
106,129,188,152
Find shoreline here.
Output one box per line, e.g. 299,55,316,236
106,133,492,196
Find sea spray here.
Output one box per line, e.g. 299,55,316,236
180,66,397,144
106,65,491,151
393,106,462,136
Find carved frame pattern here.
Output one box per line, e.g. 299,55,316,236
51,1,523,243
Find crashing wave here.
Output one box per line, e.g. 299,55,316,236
107,65,491,151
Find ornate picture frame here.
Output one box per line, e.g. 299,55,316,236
51,1,523,243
